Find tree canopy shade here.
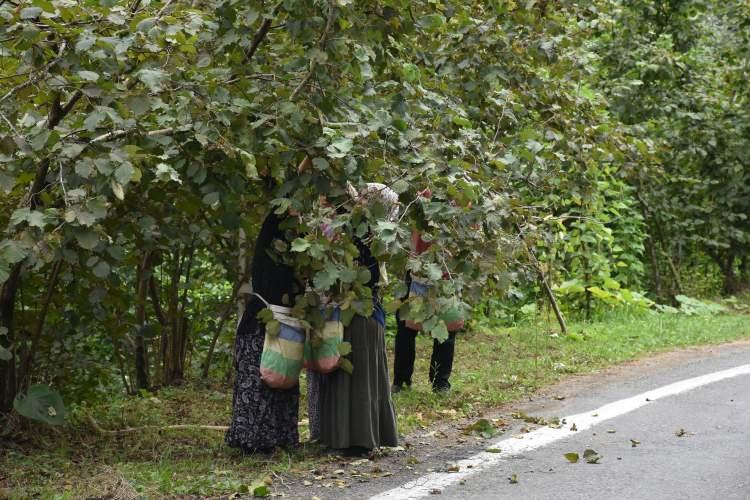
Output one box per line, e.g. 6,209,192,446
1,0,748,420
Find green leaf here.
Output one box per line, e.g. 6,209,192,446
418,14,445,31
384,299,401,314
0,345,12,361
20,7,42,19
430,321,449,343
77,70,100,82
583,449,601,464
92,260,111,278
290,238,311,252
13,385,66,425
111,180,125,200
0,172,15,193
463,418,495,438
266,320,280,337
240,150,258,179
564,452,579,463
27,211,47,228
336,341,352,356
75,229,100,250
252,484,270,498
339,357,353,374
0,241,27,264
402,63,420,82
114,163,135,185
155,163,181,184
203,192,220,207
137,68,169,92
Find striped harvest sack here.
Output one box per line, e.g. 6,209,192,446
256,294,305,390
304,306,344,374
404,280,465,332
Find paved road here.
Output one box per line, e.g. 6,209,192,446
373,344,750,500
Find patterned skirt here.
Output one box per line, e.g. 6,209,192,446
225,314,299,453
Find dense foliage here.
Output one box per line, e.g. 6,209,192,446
1,0,748,422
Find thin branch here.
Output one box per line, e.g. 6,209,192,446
18,259,63,389
86,414,228,435
0,41,68,104
88,126,178,145
155,0,174,20
201,266,251,378
244,14,275,63
290,0,336,101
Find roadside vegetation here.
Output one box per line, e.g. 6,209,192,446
2,0,750,497
3,296,748,498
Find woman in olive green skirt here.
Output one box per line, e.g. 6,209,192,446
318,238,398,454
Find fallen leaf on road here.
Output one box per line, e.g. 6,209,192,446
570,423,578,432
446,465,460,473
564,452,580,463
430,488,442,495
509,474,519,484
463,418,495,438
607,429,616,434
583,449,602,464
630,439,640,447
485,448,502,453
675,428,689,437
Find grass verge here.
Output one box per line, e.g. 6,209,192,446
2,309,749,498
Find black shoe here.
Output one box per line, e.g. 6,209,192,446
344,446,372,457
432,384,451,395
391,382,410,394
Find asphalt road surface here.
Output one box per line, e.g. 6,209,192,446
370,343,750,500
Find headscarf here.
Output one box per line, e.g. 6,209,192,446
346,181,400,222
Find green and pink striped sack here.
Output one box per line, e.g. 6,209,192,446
256,295,305,390
304,306,344,374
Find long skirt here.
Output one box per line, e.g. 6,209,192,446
225,314,299,453
319,315,398,450
307,369,322,441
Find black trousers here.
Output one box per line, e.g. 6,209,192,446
393,312,457,390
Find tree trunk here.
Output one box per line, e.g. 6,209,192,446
18,259,63,392
740,255,750,290
134,253,151,391
721,250,738,295
162,242,194,386
0,265,22,413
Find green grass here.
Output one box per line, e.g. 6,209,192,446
2,308,749,498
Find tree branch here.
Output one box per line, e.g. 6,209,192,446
0,41,68,104
290,0,336,101
201,265,251,378
18,259,63,390
86,413,228,435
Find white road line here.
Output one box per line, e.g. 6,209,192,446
371,363,750,500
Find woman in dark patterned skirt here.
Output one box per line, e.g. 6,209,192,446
225,211,303,453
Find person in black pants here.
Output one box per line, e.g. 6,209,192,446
392,272,458,394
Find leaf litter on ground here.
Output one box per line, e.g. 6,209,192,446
583,449,602,464
463,418,496,439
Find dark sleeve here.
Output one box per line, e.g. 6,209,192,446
355,236,380,293
250,212,299,306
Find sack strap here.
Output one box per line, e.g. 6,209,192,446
253,293,303,329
